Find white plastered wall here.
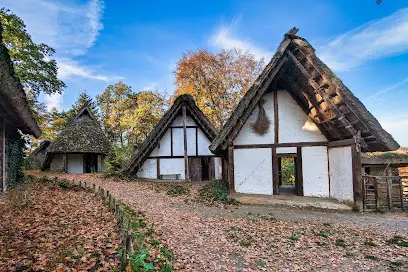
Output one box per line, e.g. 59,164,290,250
234,93,275,145
197,129,212,156
160,158,185,179
329,146,354,202
67,154,83,174
302,146,330,197
150,129,172,156
137,158,157,179
278,91,327,143
234,148,273,195
187,128,196,156
172,115,196,126
276,147,297,154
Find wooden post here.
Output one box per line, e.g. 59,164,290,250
352,132,363,211
62,154,67,172
272,147,279,195
0,122,6,192
375,181,379,210
400,178,405,210
227,146,235,193
387,176,393,210
273,90,279,144
156,158,160,179
182,105,189,181
296,147,304,196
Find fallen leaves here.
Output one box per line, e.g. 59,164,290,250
0,180,121,271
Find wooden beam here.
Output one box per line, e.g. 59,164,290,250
296,147,304,196
272,147,279,195
195,127,198,156
62,153,67,173
274,90,279,144
228,146,235,193
233,141,329,149
0,121,5,192
182,105,189,181
352,132,363,210
170,128,173,156
328,138,358,147
156,158,160,179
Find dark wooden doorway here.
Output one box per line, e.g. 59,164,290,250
188,157,215,182
84,153,98,173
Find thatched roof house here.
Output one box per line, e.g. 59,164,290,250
209,28,399,210
0,25,41,190
27,140,51,170
123,94,222,182
42,103,110,173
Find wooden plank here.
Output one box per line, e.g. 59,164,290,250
328,138,358,147
272,147,279,195
182,105,189,181
274,90,279,144
296,147,304,196
209,157,215,180
156,158,160,179
228,146,235,193
0,121,5,192
400,178,405,210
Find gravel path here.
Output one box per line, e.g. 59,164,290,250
30,172,408,271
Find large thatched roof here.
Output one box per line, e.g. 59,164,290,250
210,28,399,154
122,94,217,175
46,104,110,154
0,25,41,137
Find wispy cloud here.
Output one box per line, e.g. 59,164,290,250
209,23,272,61
368,76,408,100
57,58,124,81
378,114,408,147
319,8,408,71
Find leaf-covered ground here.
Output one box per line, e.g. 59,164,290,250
28,171,408,271
0,180,121,271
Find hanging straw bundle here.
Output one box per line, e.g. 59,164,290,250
251,99,271,135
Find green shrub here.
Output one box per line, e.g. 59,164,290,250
316,232,329,239
166,184,189,196
335,239,346,247
199,180,239,205
389,236,408,247
104,146,133,177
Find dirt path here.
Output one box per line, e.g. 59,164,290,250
30,172,408,271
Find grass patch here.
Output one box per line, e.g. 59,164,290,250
315,241,328,246
389,235,408,247
199,180,239,205
165,184,189,196
255,259,265,268
335,239,346,247
365,255,378,261
290,233,299,241
315,232,329,239
364,240,377,247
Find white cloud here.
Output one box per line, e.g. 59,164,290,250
43,93,63,111
319,8,408,71
209,24,272,61
57,58,124,81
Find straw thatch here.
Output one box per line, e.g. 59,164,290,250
27,140,51,169
251,99,270,135
46,104,109,154
0,25,41,137
122,94,217,175
210,29,399,154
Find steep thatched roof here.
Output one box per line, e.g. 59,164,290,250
122,94,217,175
28,140,51,169
46,104,110,154
210,28,399,154
0,25,41,137
361,152,408,167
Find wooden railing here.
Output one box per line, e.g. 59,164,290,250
363,175,407,211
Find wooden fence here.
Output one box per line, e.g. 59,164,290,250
363,175,408,211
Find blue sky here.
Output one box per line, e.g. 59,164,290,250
1,0,408,146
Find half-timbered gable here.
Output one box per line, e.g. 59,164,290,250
123,94,222,182
210,28,399,209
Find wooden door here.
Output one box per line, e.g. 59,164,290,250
189,158,202,182
208,158,215,180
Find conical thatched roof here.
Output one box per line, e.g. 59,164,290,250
210,28,399,154
0,25,41,137
46,103,110,154
122,94,217,175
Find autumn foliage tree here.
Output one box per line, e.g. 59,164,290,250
174,48,264,129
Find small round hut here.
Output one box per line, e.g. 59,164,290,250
42,103,110,173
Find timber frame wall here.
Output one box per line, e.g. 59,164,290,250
224,90,363,208
147,107,219,181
